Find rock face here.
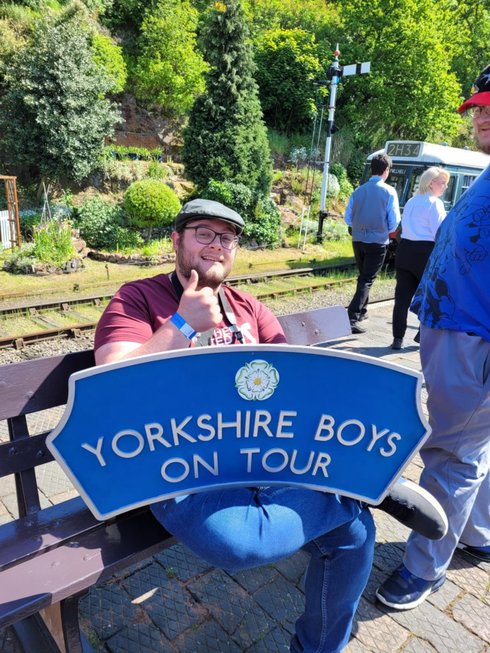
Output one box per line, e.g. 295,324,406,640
110,94,184,159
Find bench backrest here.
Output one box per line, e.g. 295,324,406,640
0,306,349,518
277,305,350,345
0,349,95,517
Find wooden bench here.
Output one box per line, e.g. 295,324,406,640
0,306,350,652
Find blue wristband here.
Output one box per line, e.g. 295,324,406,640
170,313,197,340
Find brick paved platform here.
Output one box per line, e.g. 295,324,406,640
1,300,489,653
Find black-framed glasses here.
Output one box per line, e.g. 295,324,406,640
183,225,240,250
465,105,490,118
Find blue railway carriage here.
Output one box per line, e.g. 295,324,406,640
365,140,490,212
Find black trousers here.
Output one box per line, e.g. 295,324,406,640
348,241,387,323
392,238,434,339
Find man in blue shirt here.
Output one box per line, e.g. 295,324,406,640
345,153,401,333
377,63,490,610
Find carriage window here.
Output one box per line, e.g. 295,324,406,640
442,175,456,208
461,175,477,194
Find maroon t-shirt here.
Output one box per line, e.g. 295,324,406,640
94,273,286,350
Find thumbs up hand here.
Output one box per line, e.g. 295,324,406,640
177,270,223,333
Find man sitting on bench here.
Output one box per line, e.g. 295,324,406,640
94,199,447,653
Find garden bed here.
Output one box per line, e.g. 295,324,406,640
87,249,175,266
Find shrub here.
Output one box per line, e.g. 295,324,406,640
32,220,76,267
91,33,127,94
123,179,180,229
322,218,349,241
201,180,254,219
19,211,42,241
147,160,168,180
113,226,145,251
3,243,38,274
244,198,282,248
330,162,354,202
74,196,126,250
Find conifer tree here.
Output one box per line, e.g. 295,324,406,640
182,0,272,200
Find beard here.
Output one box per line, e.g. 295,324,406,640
175,243,230,290
475,131,490,154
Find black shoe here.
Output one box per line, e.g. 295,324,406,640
359,312,368,322
414,330,420,343
391,338,403,350
376,564,446,610
456,542,490,562
351,322,366,334
375,477,448,540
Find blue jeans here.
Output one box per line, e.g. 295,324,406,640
151,487,375,653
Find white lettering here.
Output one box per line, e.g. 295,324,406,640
112,430,145,458
81,437,106,467
217,411,241,438
314,414,336,441
161,458,189,483
381,432,401,457
290,449,315,475
252,410,274,438
144,422,171,450
276,411,297,438
240,447,261,472
262,448,289,473
337,419,365,446
197,414,216,441
193,452,219,477
312,452,331,477
366,425,390,452
171,416,195,445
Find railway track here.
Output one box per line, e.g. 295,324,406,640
0,263,374,350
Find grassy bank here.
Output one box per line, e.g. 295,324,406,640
0,240,354,303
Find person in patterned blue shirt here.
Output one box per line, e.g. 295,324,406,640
377,63,490,610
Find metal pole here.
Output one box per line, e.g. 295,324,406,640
317,48,342,243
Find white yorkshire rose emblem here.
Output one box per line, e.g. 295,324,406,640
235,360,280,401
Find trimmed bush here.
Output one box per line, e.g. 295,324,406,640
123,180,181,229
74,196,126,250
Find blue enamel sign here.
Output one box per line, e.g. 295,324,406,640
46,345,430,520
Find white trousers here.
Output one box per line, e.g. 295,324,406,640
404,326,490,580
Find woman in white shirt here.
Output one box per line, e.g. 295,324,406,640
391,167,450,349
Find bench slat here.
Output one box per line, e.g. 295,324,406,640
0,432,54,477
0,497,101,571
0,350,95,420
0,508,174,629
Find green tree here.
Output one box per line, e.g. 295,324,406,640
182,0,272,200
0,11,120,183
336,0,462,148
255,28,323,134
91,33,127,94
131,0,207,115
244,0,340,44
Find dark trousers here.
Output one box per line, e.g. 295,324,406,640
392,239,434,339
348,241,387,323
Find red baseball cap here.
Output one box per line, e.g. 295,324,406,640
458,64,490,113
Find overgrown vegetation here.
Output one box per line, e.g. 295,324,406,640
0,0,488,272
4,220,77,273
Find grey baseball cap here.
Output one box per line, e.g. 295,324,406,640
174,199,245,234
